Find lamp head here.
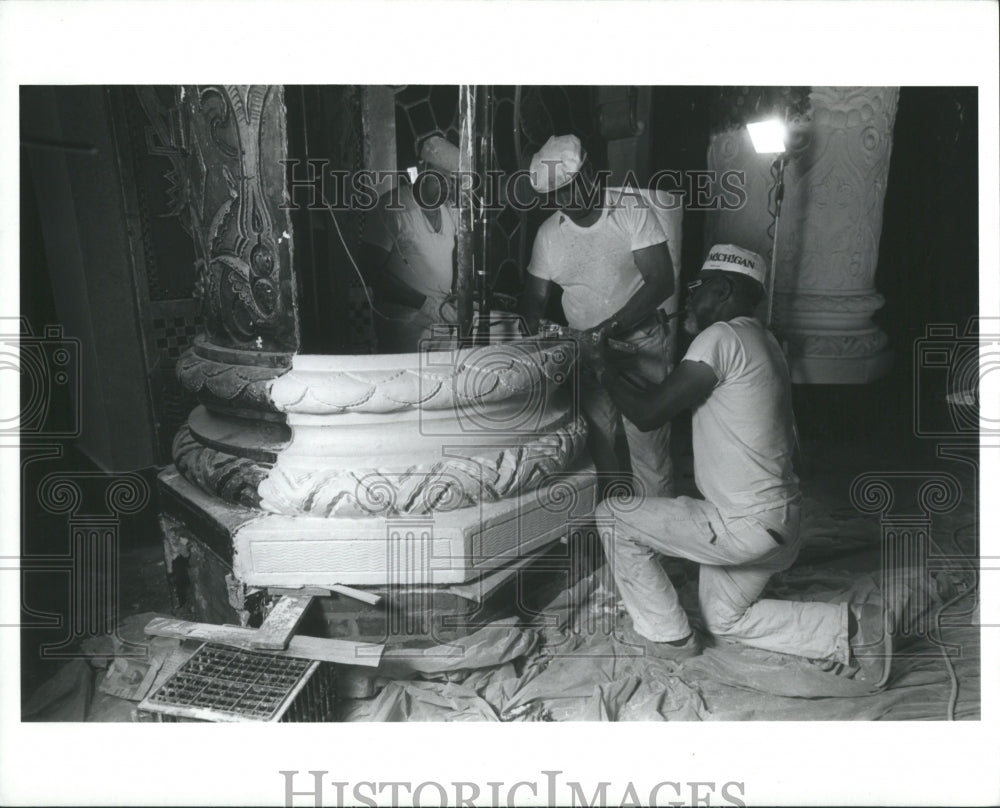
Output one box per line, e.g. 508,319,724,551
747,118,788,155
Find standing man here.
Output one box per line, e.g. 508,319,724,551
360,135,459,352
520,134,675,498
587,245,891,688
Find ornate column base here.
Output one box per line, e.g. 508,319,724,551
774,290,893,384
161,463,596,588
783,334,893,385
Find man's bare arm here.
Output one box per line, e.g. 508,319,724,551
593,242,674,337
519,274,554,335
603,359,717,432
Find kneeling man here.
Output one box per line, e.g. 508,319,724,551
590,244,889,686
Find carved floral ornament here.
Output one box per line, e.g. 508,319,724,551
257,416,588,518
171,408,587,518
180,85,296,353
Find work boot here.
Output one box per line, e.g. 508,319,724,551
617,620,702,662
849,602,893,690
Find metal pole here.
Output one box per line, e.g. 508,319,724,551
476,86,494,344
456,85,477,344
765,154,786,329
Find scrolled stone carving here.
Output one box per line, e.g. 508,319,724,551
257,415,588,518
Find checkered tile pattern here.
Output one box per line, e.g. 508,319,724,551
152,315,205,363
347,284,377,354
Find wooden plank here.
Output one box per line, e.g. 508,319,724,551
266,583,382,606
266,586,332,598
329,584,382,605
251,594,313,650
143,617,384,667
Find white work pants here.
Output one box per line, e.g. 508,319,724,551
596,495,850,663
582,318,673,498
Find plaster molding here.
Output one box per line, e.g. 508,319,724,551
257,415,588,518
176,348,287,413
773,291,885,314
270,339,575,416
781,329,889,359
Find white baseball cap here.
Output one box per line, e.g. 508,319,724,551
419,135,460,173
699,244,766,286
529,134,586,193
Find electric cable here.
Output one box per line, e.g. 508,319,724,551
936,584,974,721
324,193,456,325
766,158,780,260
933,520,978,720
323,202,398,323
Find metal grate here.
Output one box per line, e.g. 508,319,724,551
139,643,336,722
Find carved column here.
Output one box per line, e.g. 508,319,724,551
706,87,899,383
182,85,299,353
168,85,299,505
158,85,598,627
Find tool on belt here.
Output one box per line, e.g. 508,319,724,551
538,309,681,354
538,322,639,353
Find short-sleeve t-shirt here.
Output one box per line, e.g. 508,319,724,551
526,187,667,330
683,316,799,518
361,184,456,300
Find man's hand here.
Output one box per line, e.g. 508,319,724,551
576,325,611,380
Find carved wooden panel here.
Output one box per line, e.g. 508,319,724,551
182,85,298,353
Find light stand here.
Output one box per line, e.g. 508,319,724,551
766,153,787,328
746,118,789,328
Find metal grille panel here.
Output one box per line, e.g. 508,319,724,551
140,643,336,722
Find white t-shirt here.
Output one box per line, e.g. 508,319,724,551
526,187,667,330
362,184,456,300
683,316,799,518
